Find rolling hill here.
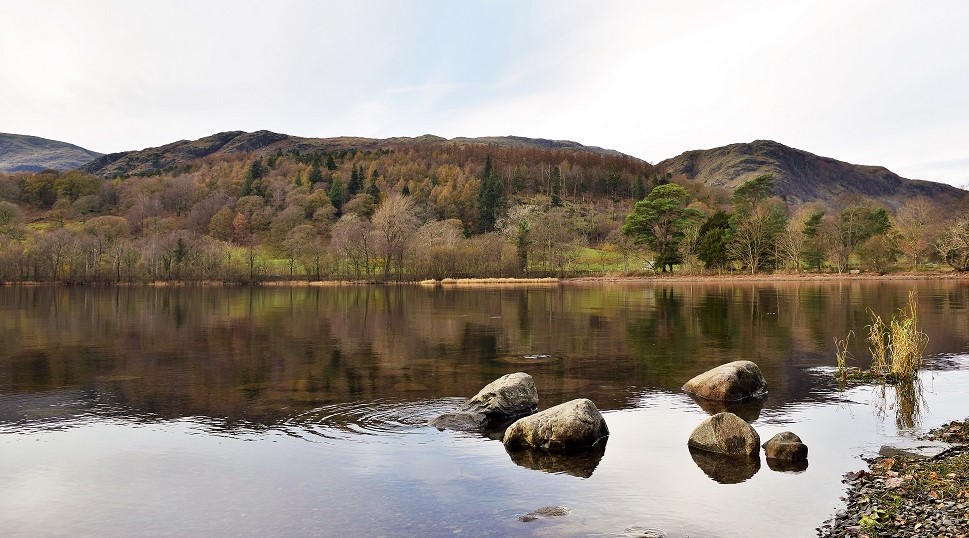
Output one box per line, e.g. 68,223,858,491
657,140,966,209
0,133,103,173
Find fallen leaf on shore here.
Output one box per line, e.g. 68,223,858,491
885,477,905,488
928,490,939,500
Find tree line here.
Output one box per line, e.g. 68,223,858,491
621,174,969,274
0,145,967,283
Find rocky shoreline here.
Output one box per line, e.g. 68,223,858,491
818,419,969,538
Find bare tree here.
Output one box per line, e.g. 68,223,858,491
372,195,420,280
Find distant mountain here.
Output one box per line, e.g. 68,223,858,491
0,133,103,173
657,140,966,209
82,130,627,178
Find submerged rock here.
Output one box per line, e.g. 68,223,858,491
503,398,609,453
518,506,569,522
687,411,760,457
878,439,955,460
762,431,808,461
681,360,767,402
430,372,539,431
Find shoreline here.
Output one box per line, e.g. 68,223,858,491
3,271,968,288
819,419,969,537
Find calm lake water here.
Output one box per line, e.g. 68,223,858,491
2,281,969,537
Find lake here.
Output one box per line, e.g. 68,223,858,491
2,281,968,537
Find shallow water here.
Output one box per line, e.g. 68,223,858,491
1,282,968,537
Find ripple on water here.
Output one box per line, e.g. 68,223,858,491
281,397,465,443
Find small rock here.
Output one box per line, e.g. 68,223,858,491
762,431,809,462
518,506,569,522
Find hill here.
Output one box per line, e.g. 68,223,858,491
0,133,103,173
82,130,627,178
657,140,966,209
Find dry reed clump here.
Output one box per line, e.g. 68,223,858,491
835,290,928,383
869,290,929,381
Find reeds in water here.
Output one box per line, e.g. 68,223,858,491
867,290,928,381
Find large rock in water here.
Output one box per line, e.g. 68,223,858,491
430,372,538,431
687,412,760,457
682,360,767,401
503,398,609,453
762,431,808,462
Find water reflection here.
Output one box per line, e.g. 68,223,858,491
1,282,967,433
688,447,761,484
872,377,927,429
506,444,607,478
765,457,809,473
687,393,765,422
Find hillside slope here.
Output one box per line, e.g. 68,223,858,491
0,133,103,172
657,140,966,208
82,130,628,178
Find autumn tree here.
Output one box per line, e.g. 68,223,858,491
372,194,420,279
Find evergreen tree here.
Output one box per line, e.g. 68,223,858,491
328,179,344,216
477,155,505,233
696,210,731,270
241,158,266,197
635,176,647,200
325,155,337,171
622,183,704,272
348,165,364,195
308,162,324,185
550,166,563,207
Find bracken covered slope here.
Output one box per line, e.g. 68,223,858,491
657,140,966,209
0,133,103,173
82,130,627,178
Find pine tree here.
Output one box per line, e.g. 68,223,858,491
328,179,344,216
325,155,337,171
550,166,563,207
348,165,363,195
308,162,324,185
477,155,505,233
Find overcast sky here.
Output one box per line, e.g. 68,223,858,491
2,1,968,187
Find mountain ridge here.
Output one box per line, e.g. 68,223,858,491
0,132,103,173
657,139,965,209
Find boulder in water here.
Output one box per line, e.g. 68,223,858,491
687,411,760,457
682,360,767,402
503,398,608,453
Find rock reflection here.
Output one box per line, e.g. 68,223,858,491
687,393,765,422
506,443,607,478
765,458,809,473
688,447,760,484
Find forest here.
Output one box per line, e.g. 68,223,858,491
0,141,967,283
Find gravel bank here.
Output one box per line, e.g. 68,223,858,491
818,419,969,537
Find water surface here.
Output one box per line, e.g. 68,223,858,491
1,281,968,536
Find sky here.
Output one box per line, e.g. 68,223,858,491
2,0,968,188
